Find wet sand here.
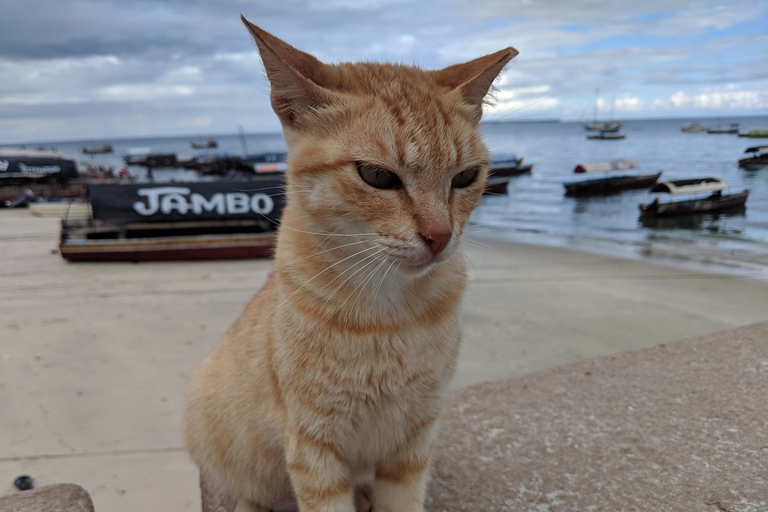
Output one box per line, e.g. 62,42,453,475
1,209,767,511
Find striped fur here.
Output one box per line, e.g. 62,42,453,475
183,17,516,512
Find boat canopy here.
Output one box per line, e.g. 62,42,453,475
744,145,768,153
649,177,728,195
574,158,638,174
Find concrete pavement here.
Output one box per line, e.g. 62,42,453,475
1,209,767,511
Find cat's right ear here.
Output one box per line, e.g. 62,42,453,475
241,15,337,128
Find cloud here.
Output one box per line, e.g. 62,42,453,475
0,0,767,142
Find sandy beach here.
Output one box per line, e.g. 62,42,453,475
1,208,767,511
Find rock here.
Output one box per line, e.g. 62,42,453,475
0,483,95,512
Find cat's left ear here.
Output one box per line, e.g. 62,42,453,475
433,47,518,123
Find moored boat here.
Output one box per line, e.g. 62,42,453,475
707,122,739,134
488,154,533,177
60,177,286,261
81,143,113,155
738,145,768,171
484,175,511,195
681,122,707,133
639,177,749,217
0,148,86,204
587,131,625,140
564,159,661,196
190,138,218,149
738,128,768,138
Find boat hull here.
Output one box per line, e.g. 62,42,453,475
484,175,510,195
639,190,750,217
60,232,276,261
489,163,533,177
564,172,662,196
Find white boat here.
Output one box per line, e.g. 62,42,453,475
583,89,621,132
681,122,707,133
639,177,749,217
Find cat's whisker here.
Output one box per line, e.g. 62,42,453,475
371,258,399,305
255,245,382,328
344,252,392,315
309,237,372,258
322,248,389,306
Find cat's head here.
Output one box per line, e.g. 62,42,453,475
243,16,516,276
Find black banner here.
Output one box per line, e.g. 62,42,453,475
0,155,78,183
89,178,286,223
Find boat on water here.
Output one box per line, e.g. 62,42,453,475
563,159,661,196
738,127,768,138
122,147,178,168
190,138,218,149
738,145,768,171
178,152,288,175
639,177,749,217
587,131,625,140
707,122,739,134
488,154,533,177
59,177,286,261
583,89,621,133
484,175,511,195
0,148,87,205
81,143,113,155
681,122,707,133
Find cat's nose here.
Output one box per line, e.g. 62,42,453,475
420,231,452,256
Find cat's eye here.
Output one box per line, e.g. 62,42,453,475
451,168,478,189
357,162,402,190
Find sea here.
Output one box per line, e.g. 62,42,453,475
4,115,768,276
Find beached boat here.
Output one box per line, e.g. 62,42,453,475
639,177,749,217
681,122,707,133
0,148,87,205
738,128,768,138
587,131,625,140
81,143,113,155
738,145,768,171
60,177,286,261
190,138,218,149
488,155,533,177
564,159,661,196
707,122,739,134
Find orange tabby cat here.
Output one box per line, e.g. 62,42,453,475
183,16,516,512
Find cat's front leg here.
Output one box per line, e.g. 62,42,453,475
372,417,437,512
285,428,355,512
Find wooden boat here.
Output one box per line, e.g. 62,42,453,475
190,138,218,149
738,145,768,170
488,155,533,177
639,177,749,217
122,147,178,167
707,123,738,134
81,143,113,155
1,149,86,204
583,89,621,132
587,131,625,140
484,175,511,195
564,159,661,196
681,122,707,133
60,177,286,261
738,128,768,138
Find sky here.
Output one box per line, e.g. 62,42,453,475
1,0,767,143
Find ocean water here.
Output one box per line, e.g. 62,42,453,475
4,115,768,274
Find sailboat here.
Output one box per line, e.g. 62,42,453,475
583,89,621,133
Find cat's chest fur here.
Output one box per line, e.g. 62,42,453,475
269,270,462,459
